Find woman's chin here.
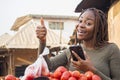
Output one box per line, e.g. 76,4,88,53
77,37,84,40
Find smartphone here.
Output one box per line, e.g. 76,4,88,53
69,45,85,61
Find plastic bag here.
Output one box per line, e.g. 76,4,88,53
21,47,49,80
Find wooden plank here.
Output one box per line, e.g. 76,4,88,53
16,57,32,64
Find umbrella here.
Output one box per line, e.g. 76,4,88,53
74,0,117,13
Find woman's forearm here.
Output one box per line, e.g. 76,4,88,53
94,68,111,80
38,40,46,54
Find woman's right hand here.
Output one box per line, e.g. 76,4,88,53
36,18,47,43
71,51,96,72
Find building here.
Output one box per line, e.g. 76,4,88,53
11,14,78,45
108,1,120,48
0,14,78,77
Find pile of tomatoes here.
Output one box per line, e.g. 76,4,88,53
5,66,102,80
42,66,102,80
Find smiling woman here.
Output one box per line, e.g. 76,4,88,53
37,8,120,80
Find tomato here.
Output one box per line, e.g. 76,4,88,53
5,75,16,80
71,70,81,79
49,72,54,78
84,71,94,80
69,70,72,75
78,74,87,80
55,66,67,73
51,78,59,80
92,75,102,80
68,76,77,80
25,74,34,80
16,77,20,80
61,71,71,80
53,70,62,78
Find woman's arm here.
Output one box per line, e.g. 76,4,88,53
36,18,47,54
38,40,46,54
44,49,68,72
94,44,120,80
71,43,120,80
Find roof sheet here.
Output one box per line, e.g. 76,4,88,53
0,33,12,48
2,20,68,49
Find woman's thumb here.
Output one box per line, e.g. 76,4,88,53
40,17,45,27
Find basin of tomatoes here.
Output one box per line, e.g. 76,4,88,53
5,66,102,80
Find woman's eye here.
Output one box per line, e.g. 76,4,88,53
79,20,82,23
86,22,91,26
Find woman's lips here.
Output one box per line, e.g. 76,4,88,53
77,29,86,35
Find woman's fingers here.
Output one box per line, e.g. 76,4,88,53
72,51,82,61
71,51,84,66
36,28,46,38
36,17,47,40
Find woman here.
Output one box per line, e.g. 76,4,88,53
36,8,120,80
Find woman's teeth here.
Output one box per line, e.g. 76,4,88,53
77,30,86,34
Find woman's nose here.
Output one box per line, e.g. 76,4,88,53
78,22,85,28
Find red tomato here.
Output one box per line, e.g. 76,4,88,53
49,72,54,78
84,71,94,80
92,75,102,80
16,77,20,80
5,75,16,80
53,70,62,78
68,76,77,80
78,74,87,80
69,71,72,75
55,66,67,73
25,74,34,80
61,71,71,80
51,78,59,80
71,70,81,79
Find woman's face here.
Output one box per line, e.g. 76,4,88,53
77,10,95,41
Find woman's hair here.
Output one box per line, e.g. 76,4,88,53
75,8,109,48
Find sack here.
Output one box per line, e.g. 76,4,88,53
21,47,49,80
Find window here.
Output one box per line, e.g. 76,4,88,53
49,22,64,30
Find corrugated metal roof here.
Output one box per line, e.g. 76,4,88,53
30,14,78,20
2,20,68,49
11,14,78,31
0,33,12,48
11,15,32,31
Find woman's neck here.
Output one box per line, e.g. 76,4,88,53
82,40,94,50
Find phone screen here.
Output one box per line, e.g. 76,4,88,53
69,45,85,60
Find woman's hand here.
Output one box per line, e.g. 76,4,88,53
71,51,96,72
36,18,47,42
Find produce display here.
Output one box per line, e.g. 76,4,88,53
5,75,20,80
5,66,102,80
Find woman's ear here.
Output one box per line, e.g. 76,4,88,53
75,24,79,29
75,24,80,45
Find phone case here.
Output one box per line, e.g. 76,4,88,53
69,45,85,60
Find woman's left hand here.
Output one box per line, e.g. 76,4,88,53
71,51,96,72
